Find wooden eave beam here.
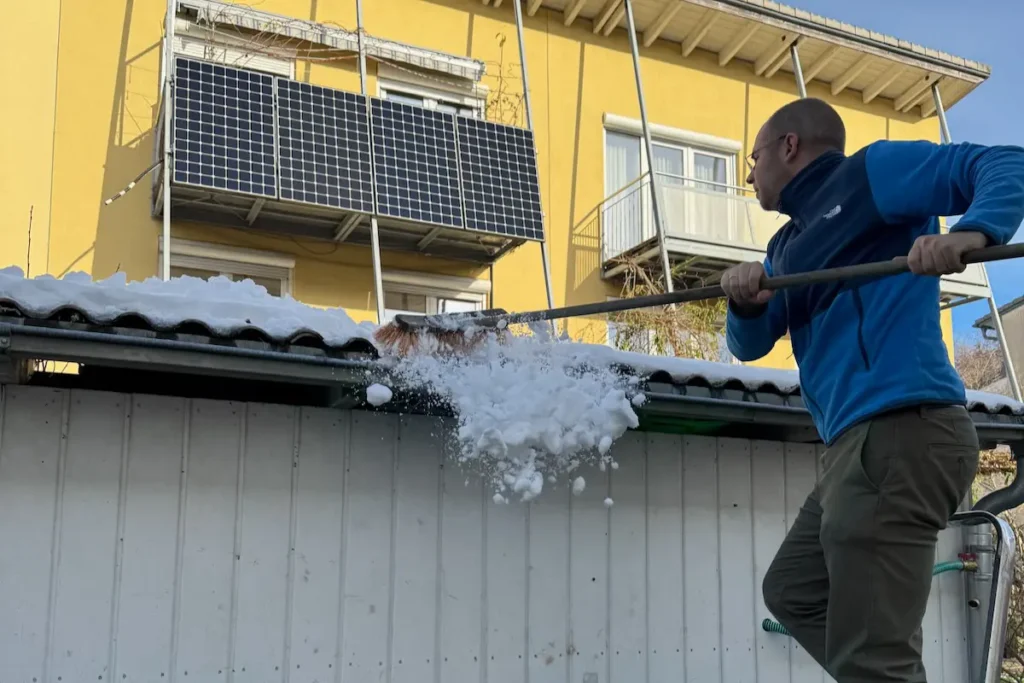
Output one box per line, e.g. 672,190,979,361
564,0,588,26
830,54,872,96
643,1,683,47
754,31,798,76
681,10,719,57
719,22,758,67
862,63,905,104
800,44,840,84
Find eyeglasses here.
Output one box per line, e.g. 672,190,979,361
745,134,787,172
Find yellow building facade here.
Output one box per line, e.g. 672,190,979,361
0,0,995,370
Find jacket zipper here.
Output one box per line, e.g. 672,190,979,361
851,288,871,370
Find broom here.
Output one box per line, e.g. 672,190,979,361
373,242,1024,355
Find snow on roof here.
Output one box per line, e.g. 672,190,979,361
0,266,377,350
0,266,1021,418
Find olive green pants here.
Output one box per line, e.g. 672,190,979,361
762,404,979,682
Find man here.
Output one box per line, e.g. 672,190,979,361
722,97,1024,682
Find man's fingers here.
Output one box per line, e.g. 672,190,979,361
745,267,761,299
907,242,923,274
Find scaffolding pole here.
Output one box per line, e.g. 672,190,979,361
623,0,674,294
511,0,556,319
161,0,174,281
931,82,1021,400
790,43,807,98
357,0,386,324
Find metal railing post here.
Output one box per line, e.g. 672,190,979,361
511,0,557,320
932,83,1022,401
623,0,674,294
357,0,386,325
790,43,807,98
162,0,174,281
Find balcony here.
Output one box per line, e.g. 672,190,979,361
154,55,545,267
599,172,990,305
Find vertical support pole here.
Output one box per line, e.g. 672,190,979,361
932,83,1022,401
933,83,952,145
357,0,386,324
790,42,807,98
161,0,174,281
511,0,557,322
623,0,674,294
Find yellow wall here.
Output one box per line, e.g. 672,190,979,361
0,0,955,368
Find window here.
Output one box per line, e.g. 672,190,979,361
604,131,737,193
161,239,295,297
381,270,490,323
377,64,485,118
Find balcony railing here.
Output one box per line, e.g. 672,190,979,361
601,172,785,267
600,172,989,303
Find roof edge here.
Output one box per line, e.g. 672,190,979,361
685,0,991,81
2,320,1022,448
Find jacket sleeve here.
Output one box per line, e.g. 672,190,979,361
724,257,788,362
864,139,1024,246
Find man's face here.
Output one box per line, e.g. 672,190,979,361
745,125,793,212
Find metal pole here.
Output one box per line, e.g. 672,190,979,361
357,0,386,324
932,83,1022,400
790,43,807,98
162,0,174,281
932,82,952,145
511,0,556,318
623,0,674,294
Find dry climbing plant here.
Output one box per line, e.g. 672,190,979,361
954,337,1024,680
483,33,526,127
606,256,726,362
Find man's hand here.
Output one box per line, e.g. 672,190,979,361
722,261,772,312
907,230,988,276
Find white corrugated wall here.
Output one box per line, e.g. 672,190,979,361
0,384,969,683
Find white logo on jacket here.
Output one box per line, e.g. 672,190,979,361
824,204,842,220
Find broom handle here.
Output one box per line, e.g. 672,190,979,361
486,241,1024,327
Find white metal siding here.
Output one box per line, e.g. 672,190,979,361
0,385,969,683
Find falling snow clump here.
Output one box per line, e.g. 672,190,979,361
379,325,645,503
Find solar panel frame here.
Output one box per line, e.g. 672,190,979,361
276,79,375,214
369,97,465,230
171,56,278,199
456,117,545,242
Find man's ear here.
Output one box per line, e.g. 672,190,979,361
783,133,800,162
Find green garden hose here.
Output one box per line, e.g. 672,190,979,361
761,558,978,636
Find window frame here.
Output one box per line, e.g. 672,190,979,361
160,238,295,297
381,269,491,322
601,113,742,193
376,63,486,118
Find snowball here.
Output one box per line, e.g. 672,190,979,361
604,497,614,508
366,383,393,406
572,476,586,495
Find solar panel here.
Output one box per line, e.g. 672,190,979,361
277,80,374,213
456,118,545,241
370,98,464,228
172,57,277,198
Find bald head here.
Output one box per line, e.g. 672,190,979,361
765,97,846,154
746,98,847,211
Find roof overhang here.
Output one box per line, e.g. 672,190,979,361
505,0,990,118
2,318,1021,449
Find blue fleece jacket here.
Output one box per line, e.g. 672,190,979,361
726,140,1024,446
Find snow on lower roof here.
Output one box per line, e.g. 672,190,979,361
0,266,377,348
0,266,1021,417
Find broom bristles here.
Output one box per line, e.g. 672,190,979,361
373,321,500,357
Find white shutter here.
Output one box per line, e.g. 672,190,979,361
173,33,294,78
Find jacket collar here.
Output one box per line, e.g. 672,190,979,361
777,149,846,223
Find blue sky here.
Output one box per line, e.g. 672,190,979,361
789,0,1024,340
